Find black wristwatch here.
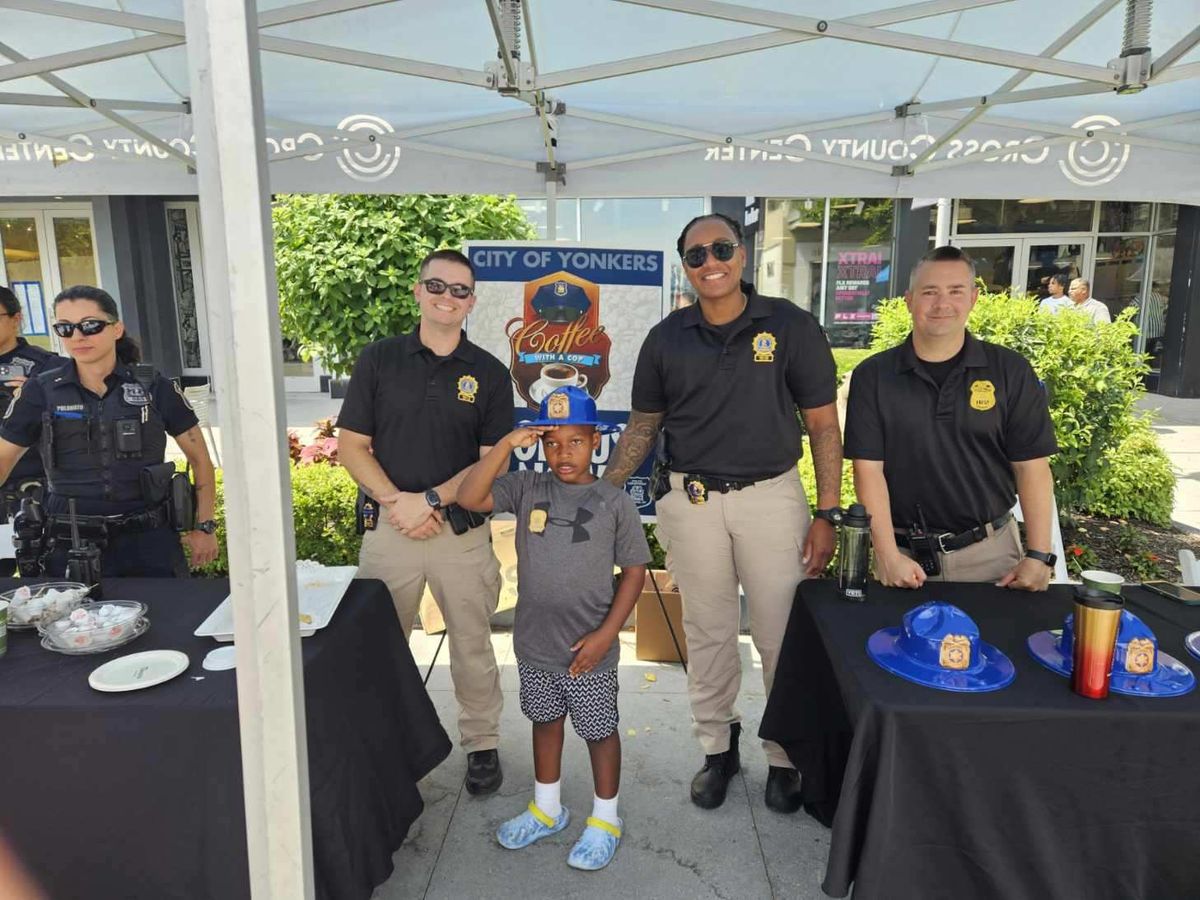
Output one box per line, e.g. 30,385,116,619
196,519,217,534
814,507,843,526
424,489,443,510
1025,549,1057,568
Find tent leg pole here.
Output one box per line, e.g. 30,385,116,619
182,0,314,897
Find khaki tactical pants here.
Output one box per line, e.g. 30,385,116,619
898,516,1023,583
358,521,503,752
656,468,811,768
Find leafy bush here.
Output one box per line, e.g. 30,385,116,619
1085,416,1175,525
273,194,536,376
869,292,1172,519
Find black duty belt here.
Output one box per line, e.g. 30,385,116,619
680,472,777,505
48,502,170,537
896,511,1013,554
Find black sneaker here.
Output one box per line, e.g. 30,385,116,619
764,766,801,814
689,722,741,810
465,749,503,795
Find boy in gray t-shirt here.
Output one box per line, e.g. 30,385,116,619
459,386,650,872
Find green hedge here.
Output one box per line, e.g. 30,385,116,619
868,292,1174,525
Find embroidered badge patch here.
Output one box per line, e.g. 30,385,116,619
528,509,547,533
121,383,150,406
969,379,996,411
1124,637,1155,674
547,392,571,419
939,634,971,670
456,374,478,403
752,331,777,363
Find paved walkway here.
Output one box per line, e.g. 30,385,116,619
1138,393,1200,533
375,631,831,900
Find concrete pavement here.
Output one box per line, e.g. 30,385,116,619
1138,393,1200,533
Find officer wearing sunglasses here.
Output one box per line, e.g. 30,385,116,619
0,285,219,577
0,285,66,574
337,249,512,797
604,213,843,816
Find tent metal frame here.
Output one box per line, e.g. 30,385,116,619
1,1,1198,897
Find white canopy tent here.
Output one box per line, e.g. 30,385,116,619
1,1,1198,897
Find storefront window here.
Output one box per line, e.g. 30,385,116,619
754,197,824,311
1156,203,1179,231
517,198,579,241
827,198,893,347
1144,232,1174,371
1099,201,1150,233
1093,236,1146,322
956,199,1094,234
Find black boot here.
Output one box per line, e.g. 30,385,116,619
764,765,801,814
689,722,741,809
465,749,503,795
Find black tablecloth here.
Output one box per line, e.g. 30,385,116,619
0,577,451,900
760,581,1200,900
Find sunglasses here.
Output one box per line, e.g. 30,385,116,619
682,239,740,269
52,318,115,338
420,278,473,300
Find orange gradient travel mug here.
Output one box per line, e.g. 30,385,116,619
1071,587,1123,699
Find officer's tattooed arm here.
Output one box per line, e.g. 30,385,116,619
802,403,843,511
602,409,663,488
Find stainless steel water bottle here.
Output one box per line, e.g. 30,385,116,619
837,503,872,602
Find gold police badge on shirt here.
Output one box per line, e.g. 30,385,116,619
939,634,971,670
529,509,547,533
752,331,777,363
1124,637,1155,674
969,379,996,411
456,374,479,403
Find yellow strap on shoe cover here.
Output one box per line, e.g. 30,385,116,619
528,801,555,828
586,816,621,839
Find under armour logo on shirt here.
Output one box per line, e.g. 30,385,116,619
532,501,594,543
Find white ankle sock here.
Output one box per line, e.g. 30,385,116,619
534,780,561,818
591,793,619,826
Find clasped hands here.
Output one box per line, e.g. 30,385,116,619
377,490,442,540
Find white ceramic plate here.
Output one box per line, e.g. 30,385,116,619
202,646,237,671
88,649,189,692
193,564,357,642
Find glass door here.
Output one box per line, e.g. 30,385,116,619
953,240,1017,293
1021,241,1086,300
0,206,100,353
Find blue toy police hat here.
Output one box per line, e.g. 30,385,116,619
1027,609,1195,697
520,385,619,433
531,280,591,324
1186,630,1200,662
867,601,1015,693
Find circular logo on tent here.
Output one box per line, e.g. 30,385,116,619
335,114,401,182
1057,115,1130,187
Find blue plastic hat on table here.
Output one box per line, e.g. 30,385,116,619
532,280,591,324
1027,608,1195,697
867,601,1015,693
1186,631,1200,662
520,385,620,434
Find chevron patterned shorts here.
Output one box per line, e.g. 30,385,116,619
517,659,620,742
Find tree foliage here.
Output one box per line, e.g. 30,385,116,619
273,193,536,376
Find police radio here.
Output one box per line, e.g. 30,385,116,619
65,498,104,599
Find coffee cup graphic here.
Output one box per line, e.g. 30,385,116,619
540,362,588,390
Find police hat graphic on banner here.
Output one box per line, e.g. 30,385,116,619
519,385,619,433
1027,609,1195,697
867,601,1015,693
532,280,591,324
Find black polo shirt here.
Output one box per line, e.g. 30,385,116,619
337,331,513,492
844,331,1058,534
631,282,836,480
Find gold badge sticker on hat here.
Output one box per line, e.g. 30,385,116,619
969,379,996,411
1124,637,1155,674
457,374,479,404
529,509,547,533
939,634,971,670
752,331,777,363
547,391,571,419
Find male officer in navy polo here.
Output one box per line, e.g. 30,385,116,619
605,213,843,814
844,245,1059,590
338,249,513,795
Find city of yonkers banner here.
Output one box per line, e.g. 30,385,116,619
466,242,665,520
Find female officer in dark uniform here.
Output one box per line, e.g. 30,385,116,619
0,285,219,577
0,285,64,575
